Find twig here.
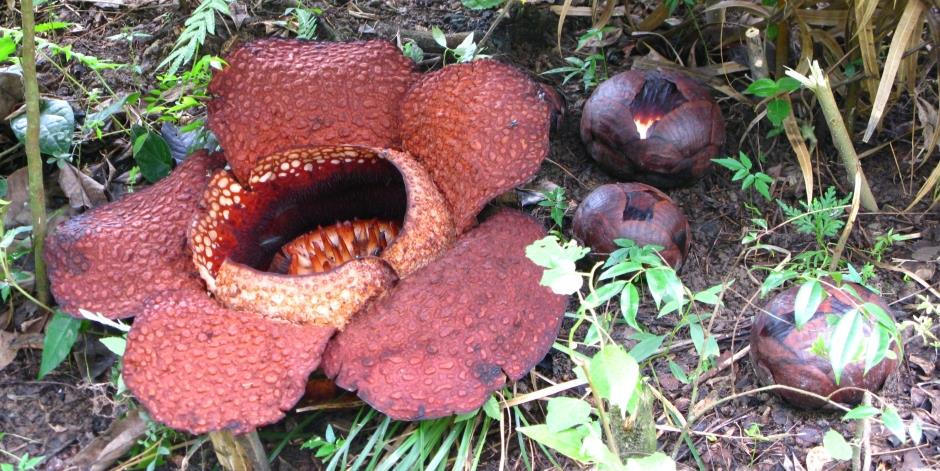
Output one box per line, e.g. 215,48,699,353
477,0,514,53
744,27,769,79
209,430,270,471
20,0,50,305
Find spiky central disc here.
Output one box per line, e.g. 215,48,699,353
271,219,400,275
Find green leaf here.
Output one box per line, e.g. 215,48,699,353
582,280,625,310
863,325,891,374
822,429,852,461
712,157,744,172
626,452,676,471
776,76,802,93
794,280,826,328
99,336,127,357
84,93,136,131
745,78,779,97
828,309,864,385
668,360,689,384
620,283,640,331
766,98,790,127
629,332,665,363
881,406,906,443
39,311,82,379
130,125,173,183
517,424,590,461
645,267,684,310
525,237,588,295
482,395,500,420
909,417,923,444
431,26,447,48
589,344,639,417
10,98,75,159
843,405,880,421
545,397,592,432
0,36,15,62
461,0,504,10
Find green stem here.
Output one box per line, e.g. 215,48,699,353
810,70,879,211
20,0,49,306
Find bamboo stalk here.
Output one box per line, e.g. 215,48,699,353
19,0,49,305
744,27,769,79
787,61,878,211
209,431,270,471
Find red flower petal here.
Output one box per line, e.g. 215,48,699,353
322,210,566,420
208,40,419,183
123,286,334,434
401,61,553,233
45,151,224,319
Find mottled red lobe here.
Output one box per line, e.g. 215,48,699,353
208,40,419,183
44,151,224,319
402,60,553,233
123,286,334,434
750,283,899,408
322,211,566,420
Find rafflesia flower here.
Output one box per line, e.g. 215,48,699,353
45,40,567,434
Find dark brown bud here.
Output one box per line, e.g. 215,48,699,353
580,70,725,188
750,282,899,409
572,183,690,270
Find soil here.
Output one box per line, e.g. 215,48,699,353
1,1,938,470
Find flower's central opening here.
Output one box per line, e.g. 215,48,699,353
191,146,407,280
630,76,686,140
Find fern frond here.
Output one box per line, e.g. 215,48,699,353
159,0,233,75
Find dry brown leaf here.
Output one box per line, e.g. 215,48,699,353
58,163,107,210
2,167,32,228
864,0,926,142
0,65,23,120
804,446,833,471
0,330,18,370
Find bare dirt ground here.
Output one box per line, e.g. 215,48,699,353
1,1,939,470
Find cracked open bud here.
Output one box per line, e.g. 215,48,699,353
580,70,725,188
750,283,899,409
572,183,690,270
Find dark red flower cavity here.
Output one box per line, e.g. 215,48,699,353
207,39,419,183
123,286,335,434
270,219,400,275
629,75,687,139
190,146,454,327
750,283,899,408
401,60,554,233
572,183,690,270
581,70,725,188
322,210,566,420
45,151,225,319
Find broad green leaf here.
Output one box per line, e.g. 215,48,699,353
620,283,640,331
431,26,447,48
863,325,890,374
482,395,500,420
582,281,625,310
39,311,82,379
766,98,790,127
881,406,905,442
84,93,137,131
909,417,923,444
712,157,744,172
461,0,504,9
517,424,590,461
629,333,665,363
0,36,15,62
668,360,689,384
526,237,588,295
828,309,864,384
843,405,880,421
645,267,683,310
589,344,639,417
626,452,676,471
744,78,779,97
131,125,173,183
794,280,826,328
776,76,802,93
693,282,727,305
10,98,75,159
823,429,852,461
545,397,592,432
99,336,126,357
